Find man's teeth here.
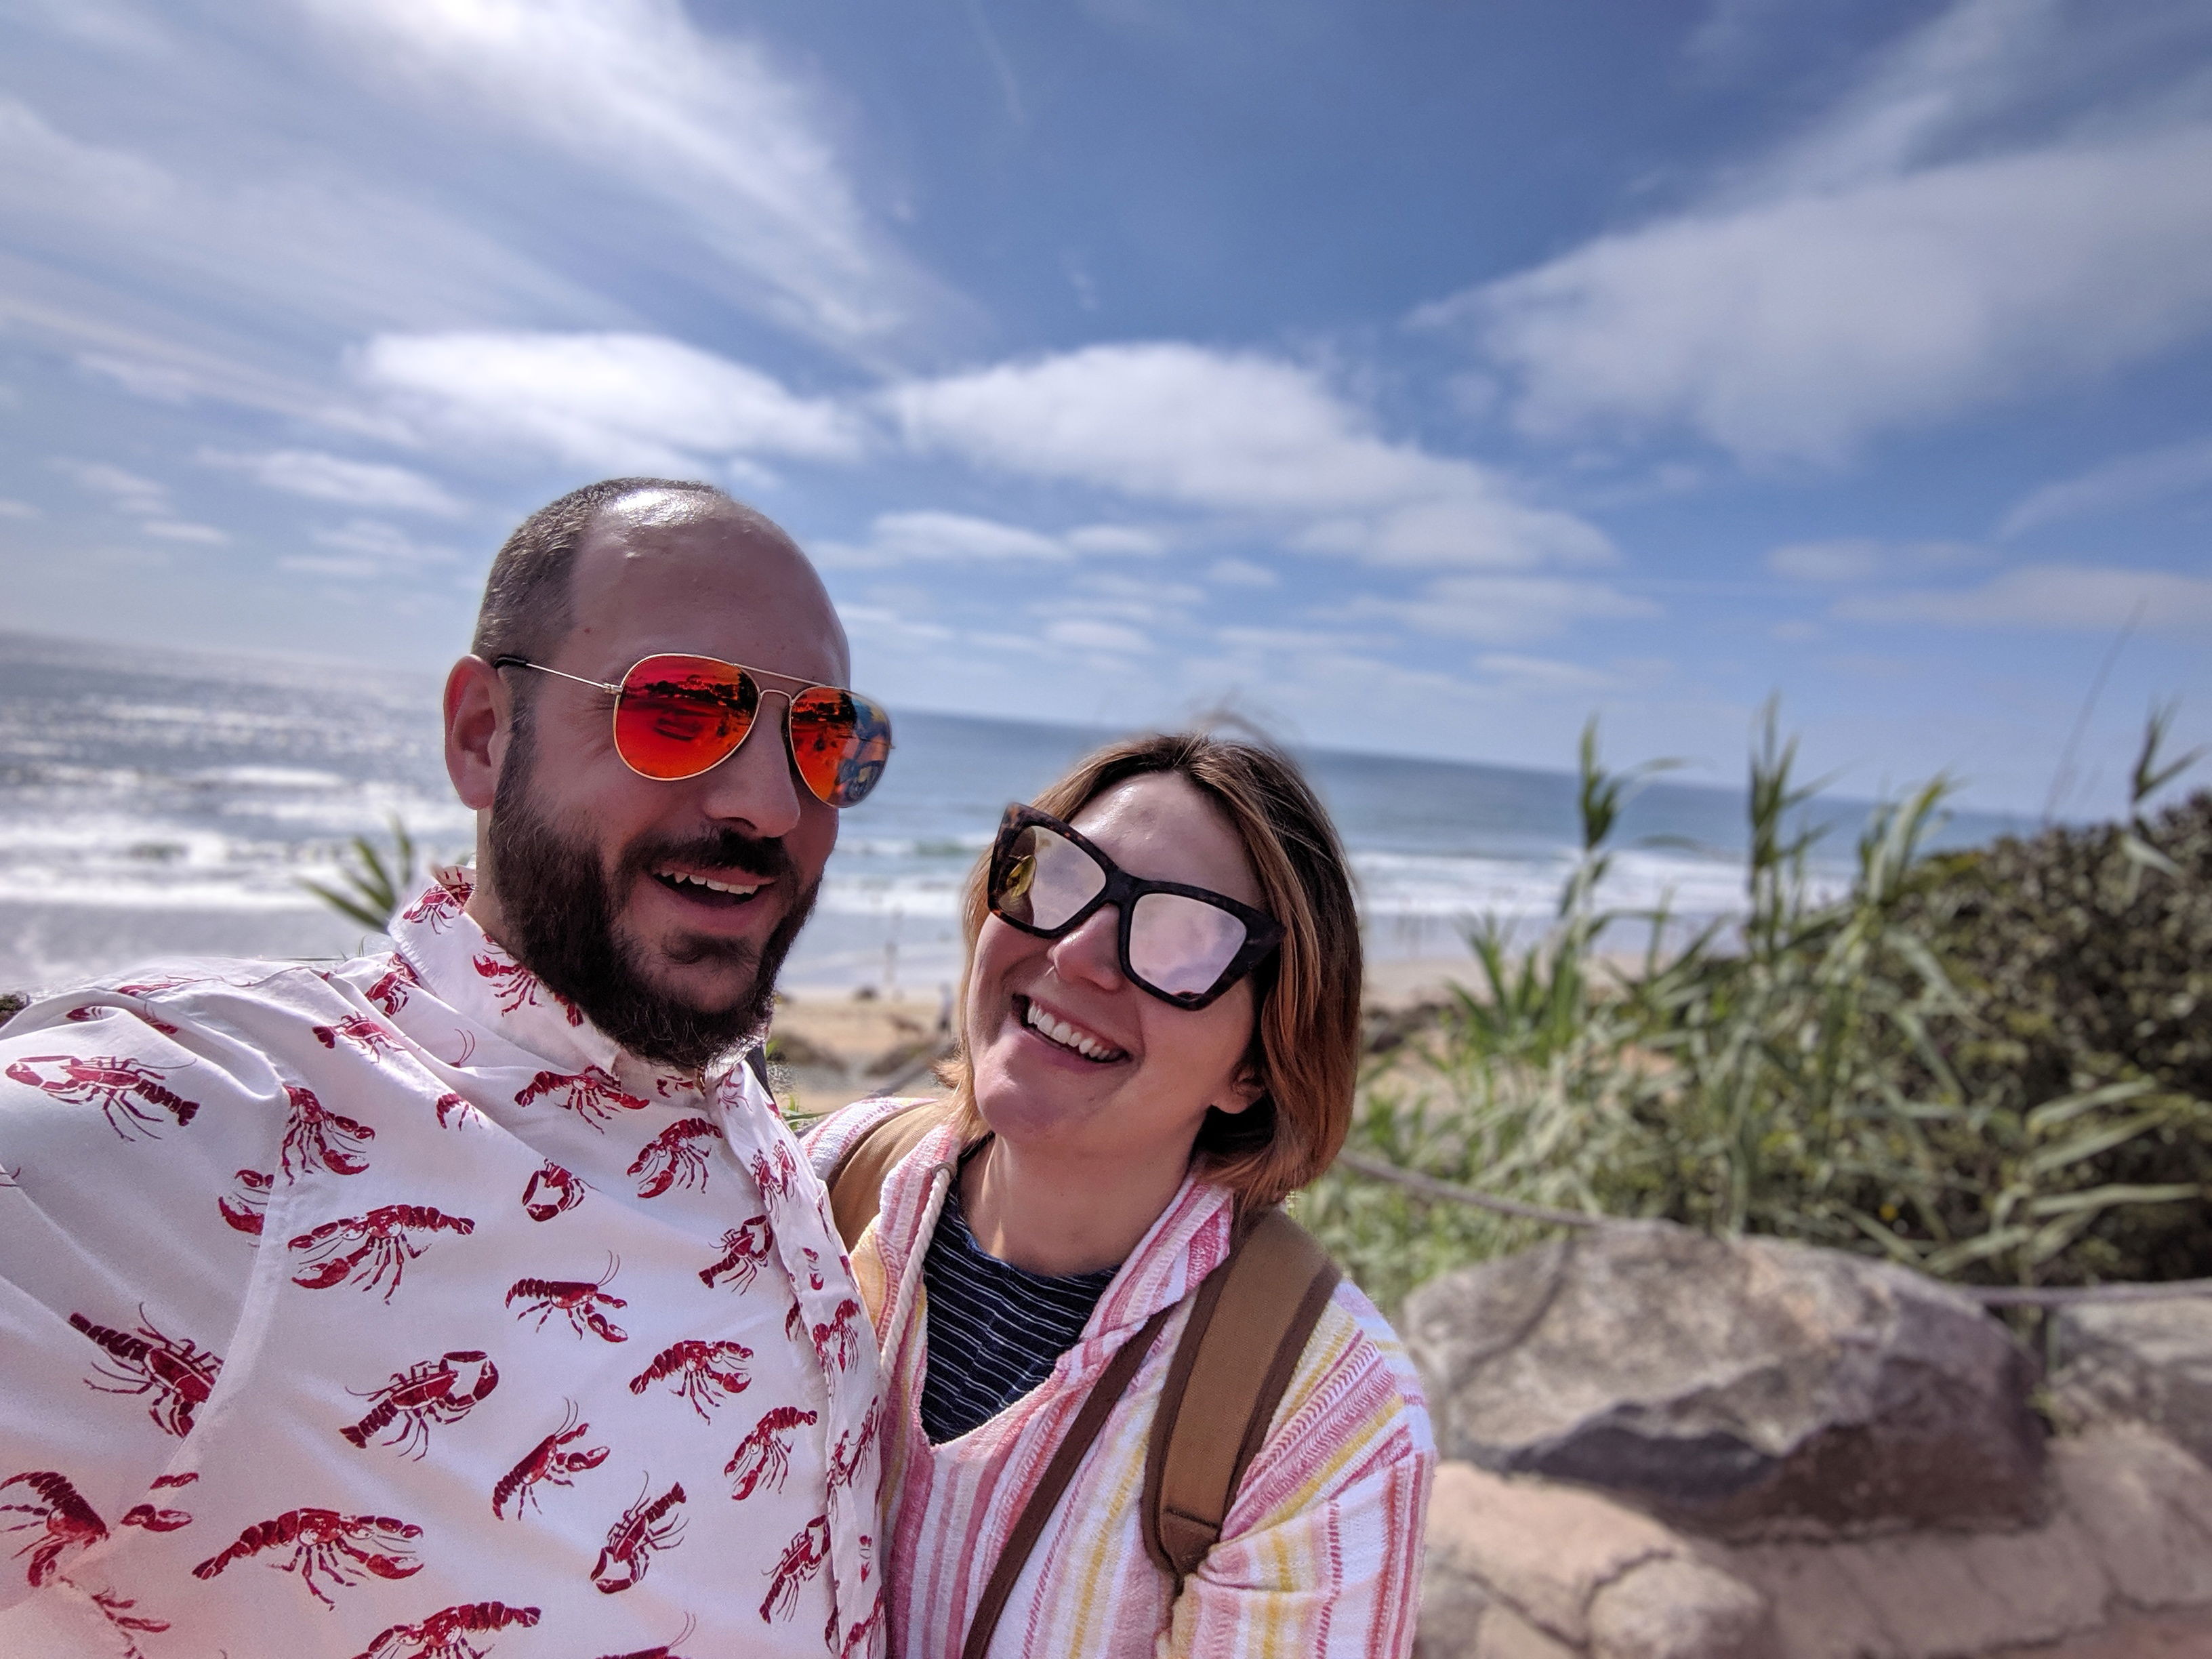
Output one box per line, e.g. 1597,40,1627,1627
1024,1001,1120,1061
660,870,763,897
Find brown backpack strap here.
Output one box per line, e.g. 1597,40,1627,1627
962,1301,1178,1659
1141,1206,1341,1587
825,1098,960,1251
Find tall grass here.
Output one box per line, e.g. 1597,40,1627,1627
1306,711,2212,1313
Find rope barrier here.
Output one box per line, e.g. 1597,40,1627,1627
1329,1151,2212,1305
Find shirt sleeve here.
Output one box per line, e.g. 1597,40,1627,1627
1159,1288,1437,1659
0,987,284,1612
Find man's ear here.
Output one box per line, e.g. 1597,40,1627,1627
445,655,509,812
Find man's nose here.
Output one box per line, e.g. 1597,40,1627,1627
1047,905,1124,991
692,701,804,839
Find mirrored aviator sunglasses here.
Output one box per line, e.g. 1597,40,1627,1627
986,803,1284,1009
496,652,893,808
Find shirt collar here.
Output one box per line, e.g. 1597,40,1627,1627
390,866,750,1100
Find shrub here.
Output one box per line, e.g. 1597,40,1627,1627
1306,712,2212,1312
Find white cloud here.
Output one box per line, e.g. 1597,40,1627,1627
1349,575,1660,644
54,458,168,514
0,498,37,518
308,517,463,571
200,447,463,514
140,519,228,544
1837,563,2212,632
1044,617,1153,655
1767,537,1990,583
354,331,865,474
300,0,942,347
886,342,1612,569
812,509,1176,573
1206,558,1277,588
1422,0,2212,462
1999,432,2212,538
1473,652,1618,691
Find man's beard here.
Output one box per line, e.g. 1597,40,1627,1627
486,728,817,1073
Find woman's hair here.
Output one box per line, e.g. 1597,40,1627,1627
941,728,1361,1209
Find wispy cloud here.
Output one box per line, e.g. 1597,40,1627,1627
355,331,866,476
1837,564,2212,632
1999,432,2212,538
1348,575,1660,644
886,342,1614,569
1422,1,2212,462
200,447,463,514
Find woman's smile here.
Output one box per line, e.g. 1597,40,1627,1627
1013,993,1129,1065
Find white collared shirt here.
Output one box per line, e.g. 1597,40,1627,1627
0,870,882,1658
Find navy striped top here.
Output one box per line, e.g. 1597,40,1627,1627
919,1170,1120,1445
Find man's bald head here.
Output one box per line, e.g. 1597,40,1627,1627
470,477,823,670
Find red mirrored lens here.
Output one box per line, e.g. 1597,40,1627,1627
789,687,893,807
613,654,757,781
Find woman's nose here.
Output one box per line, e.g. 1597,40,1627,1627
1047,905,1124,990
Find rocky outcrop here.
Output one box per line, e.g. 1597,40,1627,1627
1404,1222,2045,1536
1417,1428,2212,1659
2050,1298,2212,1468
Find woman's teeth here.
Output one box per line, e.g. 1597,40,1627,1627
1023,1000,1122,1063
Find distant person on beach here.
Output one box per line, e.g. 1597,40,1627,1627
807,731,1434,1659
0,479,893,1655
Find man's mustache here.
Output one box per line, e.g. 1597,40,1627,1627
621,827,798,884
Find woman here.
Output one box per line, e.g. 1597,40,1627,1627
805,730,1433,1659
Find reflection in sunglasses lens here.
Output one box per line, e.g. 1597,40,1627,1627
614,655,756,780
999,825,1105,931
1130,891,1247,998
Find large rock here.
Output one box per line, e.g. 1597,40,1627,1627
2051,1298,2212,1467
1404,1222,2045,1536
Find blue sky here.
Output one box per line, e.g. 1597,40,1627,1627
3,0,2210,815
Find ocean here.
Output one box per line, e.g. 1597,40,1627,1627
0,630,2024,998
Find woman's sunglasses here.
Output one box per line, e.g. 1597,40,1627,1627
986,804,1284,1009
494,652,893,808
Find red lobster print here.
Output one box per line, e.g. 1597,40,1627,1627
352,1600,539,1659
591,1480,685,1595
827,1404,880,1494
724,1406,817,1500
491,1401,607,1519
280,1082,375,1178
1,1470,106,1586
398,882,466,931
433,1092,476,1129
596,1613,696,1659
68,1310,222,1437
699,1215,772,1290
69,1002,180,1037
218,1168,273,1235
520,1160,585,1222
471,954,550,1015
290,1206,475,1300
119,1502,191,1530
313,1014,402,1059
506,1256,627,1342
813,1298,864,1372
343,1351,499,1458
628,1338,753,1420
758,1514,832,1622
5,1054,198,1142
192,1508,422,1606
363,956,420,1015
749,1140,799,1201
839,1599,884,1659
628,1116,723,1199
513,1066,647,1130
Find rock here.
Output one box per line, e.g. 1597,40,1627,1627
2050,1425,2212,1610
2051,1298,2212,1467
1586,1557,1774,1659
1404,1222,2045,1536
1419,1462,1776,1659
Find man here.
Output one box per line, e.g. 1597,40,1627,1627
0,480,890,1657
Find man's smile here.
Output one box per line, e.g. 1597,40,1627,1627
651,865,769,907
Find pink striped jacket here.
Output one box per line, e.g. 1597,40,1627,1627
804,1098,1434,1659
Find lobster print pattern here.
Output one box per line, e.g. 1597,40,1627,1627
0,869,883,1656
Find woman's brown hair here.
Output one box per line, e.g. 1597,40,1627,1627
941,729,1361,1209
